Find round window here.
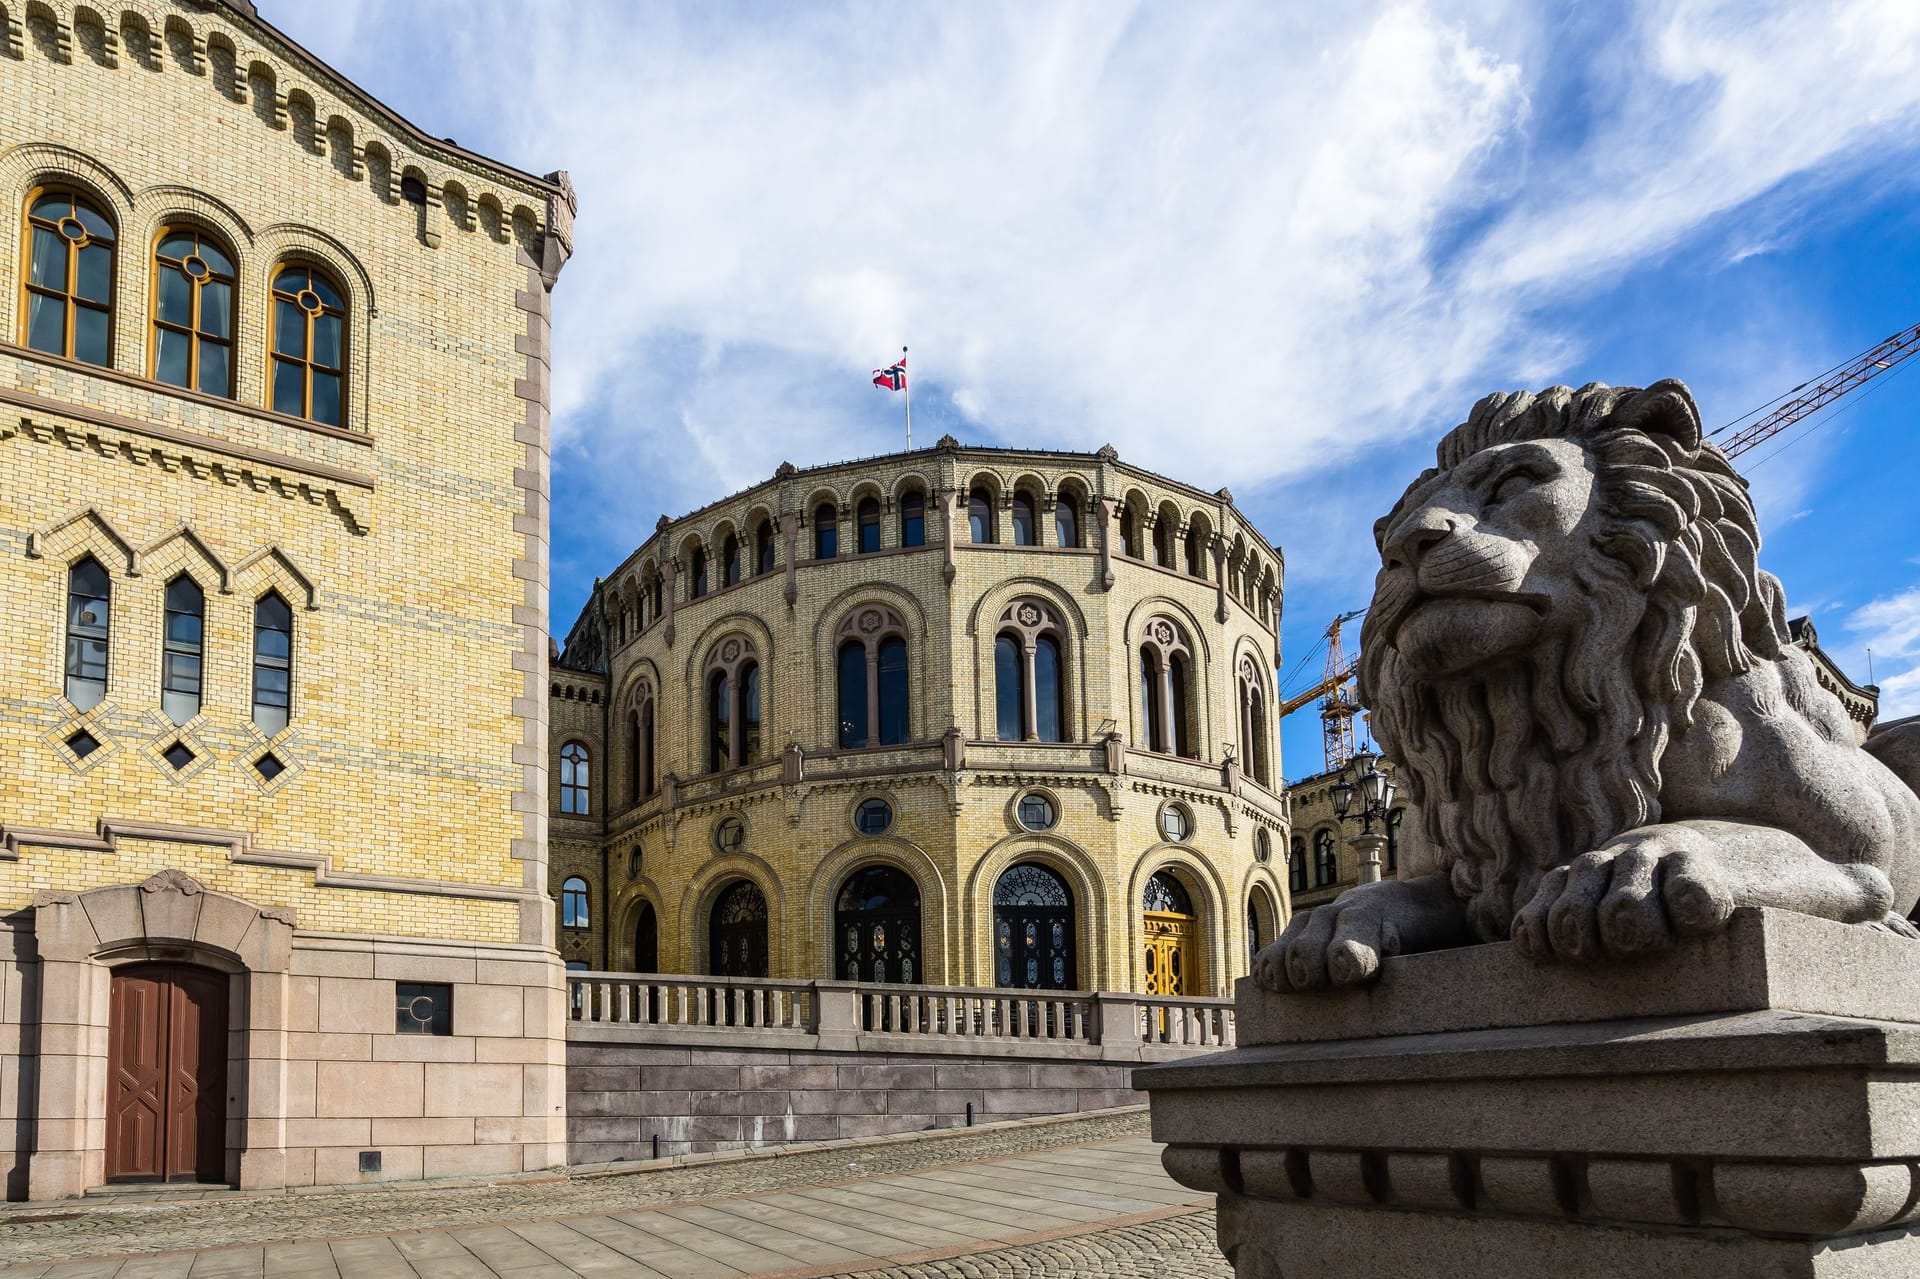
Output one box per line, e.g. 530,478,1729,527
1254,828,1272,863
1017,792,1057,831
714,816,745,854
854,797,893,836
1160,804,1192,842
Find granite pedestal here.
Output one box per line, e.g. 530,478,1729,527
1137,908,1920,1277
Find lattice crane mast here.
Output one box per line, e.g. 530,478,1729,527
1717,319,1920,458
1278,609,1366,772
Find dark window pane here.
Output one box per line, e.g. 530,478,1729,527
157,266,192,326
312,313,342,368
158,231,196,259
1056,499,1078,548
154,327,190,386
970,491,992,543
742,663,761,761
878,637,908,745
67,636,108,683
1011,495,1034,546
197,340,230,396
903,512,924,547
995,634,1023,741
72,306,109,366
199,278,231,337
198,240,233,276
1034,635,1063,742
396,983,452,1036
31,193,68,217
25,292,64,354
254,667,290,699
274,267,308,296
859,518,880,554
74,202,113,240
75,244,111,303
838,641,868,748
272,359,305,415
274,299,306,356
311,372,342,425
29,228,65,289
309,273,344,308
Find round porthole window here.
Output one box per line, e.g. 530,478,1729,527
1160,803,1192,843
713,815,745,854
1254,828,1272,863
1017,792,1057,831
854,797,894,836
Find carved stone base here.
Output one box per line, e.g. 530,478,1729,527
1139,909,1920,1277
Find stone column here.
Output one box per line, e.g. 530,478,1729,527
939,489,959,586
1210,539,1230,622
661,559,677,647
1095,496,1116,589
1354,830,1385,884
781,512,800,607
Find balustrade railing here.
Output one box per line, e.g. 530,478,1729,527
1139,995,1236,1047
569,973,815,1031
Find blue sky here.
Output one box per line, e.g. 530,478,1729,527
278,0,1920,782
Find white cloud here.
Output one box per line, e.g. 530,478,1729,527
1844,585,1920,717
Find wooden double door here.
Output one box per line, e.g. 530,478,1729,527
106,964,227,1183
1143,912,1197,996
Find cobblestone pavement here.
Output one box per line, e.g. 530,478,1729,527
0,1110,1205,1275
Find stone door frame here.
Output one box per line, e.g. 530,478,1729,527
30,870,295,1201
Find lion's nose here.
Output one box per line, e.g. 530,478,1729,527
1382,518,1452,572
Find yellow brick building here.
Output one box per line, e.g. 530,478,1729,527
548,442,1292,997
0,0,573,1197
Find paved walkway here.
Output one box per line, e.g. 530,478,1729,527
0,1114,1228,1278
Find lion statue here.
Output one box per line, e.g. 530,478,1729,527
1256,379,1920,992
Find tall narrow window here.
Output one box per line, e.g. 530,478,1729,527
858,497,881,553
815,503,838,559
969,487,995,543
270,264,346,426
1140,618,1197,758
629,690,657,801
640,700,656,796
900,490,925,547
1170,653,1193,758
1314,829,1338,886
705,636,762,772
838,640,869,748
252,591,293,734
755,521,776,574
1033,634,1064,742
877,636,909,745
24,191,115,366
1140,648,1164,751
995,634,1024,742
1185,527,1206,577
722,534,741,587
561,877,590,929
559,742,591,815
708,670,731,772
1155,516,1176,567
1120,506,1141,558
1010,490,1036,546
1290,837,1308,893
64,556,111,711
161,575,205,725
689,546,708,598
1055,495,1080,549
152,228,234,396
741,661,762,763
650,574,664,619
1386,807,1404,874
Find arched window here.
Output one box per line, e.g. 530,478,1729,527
857,497,881,553
968,486,995,543
1155,513,1177,568
627,683,656,802
709,880,768,978
1010,490,1036,546
64,555,112,711
1185,526,1207,578
1386,806,1405,875
722,533,741,587
1290,836,1308,894
836,866,921,983
649,573,664,619
1055,494,1080,549
1120,505,1142,558
994,599,1068,742
252,591,293,734
993,863,1076,990
560,877,590,929
635,903,659,974
559,742,591,815
1238,655,1271,786
23,190,115,366
1138,618,1197,757
900,489,926,547
814,502,838,559
836,606,911,748
705,635,762,771
152,227,234,396
754,520,776,574
1314,829,1338,887
689,545,708,598
161,575,205,725
270,264,346,426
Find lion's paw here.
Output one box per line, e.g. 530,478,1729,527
1257,885,1408,991
1512,827,1735,963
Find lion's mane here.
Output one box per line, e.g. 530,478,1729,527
1359,380,1798,942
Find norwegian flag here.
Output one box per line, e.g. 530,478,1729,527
873,358,907,392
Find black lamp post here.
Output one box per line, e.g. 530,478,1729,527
1330,746,1397,883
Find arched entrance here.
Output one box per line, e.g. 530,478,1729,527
708,880,768,978
107,963,227,1183
992,863,1077,990
1142,870,1198,996
835,865,921,983
635,902,659,972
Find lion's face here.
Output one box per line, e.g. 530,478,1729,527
1372,438,1600,680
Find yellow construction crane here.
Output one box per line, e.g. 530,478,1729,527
1278,609,1365,773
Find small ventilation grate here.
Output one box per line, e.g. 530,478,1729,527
254,752,286,782
162,741,195,771
65,730,100,759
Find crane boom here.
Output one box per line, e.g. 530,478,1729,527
1718,320,1920,459
1278,608,1365,771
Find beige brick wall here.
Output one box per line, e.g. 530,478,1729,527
551,446,1292,997
1285,762,1408,913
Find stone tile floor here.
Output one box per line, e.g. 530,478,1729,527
0,1111,1231,1277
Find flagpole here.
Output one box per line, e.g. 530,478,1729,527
902,345,912,450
